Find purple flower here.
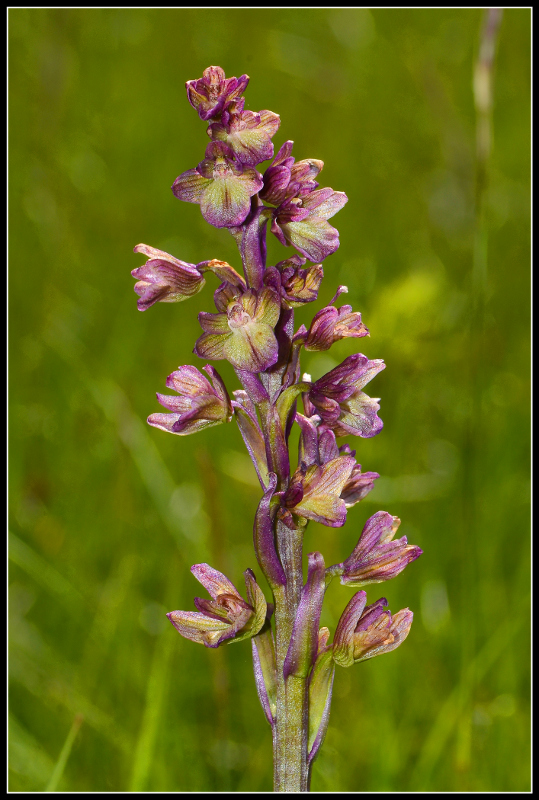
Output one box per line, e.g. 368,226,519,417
307,627,335,763
147,364,232,436
306,354,385,438
208,99,280,167
131,244,205,311
304,303,369,352
296,414,379,508
283,552,326,679
167,564,267,648
172,141,263,228
186,66,249,122
194,287,281,372
276,255,324,308
340,511,423,586
332,591,413,667
260,141,348,262
281,455,356,527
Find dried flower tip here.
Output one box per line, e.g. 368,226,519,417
276,256,324,307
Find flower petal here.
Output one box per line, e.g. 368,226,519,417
172,169,212,203
281,217,340,262
224,323,279,372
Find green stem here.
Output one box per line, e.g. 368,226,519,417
272,521,309,792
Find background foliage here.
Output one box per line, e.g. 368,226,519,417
9,8,530,792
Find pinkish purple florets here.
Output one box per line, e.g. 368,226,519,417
260,141,348,262
332,591,414,666
132,65,422,787
167,564,266,648
339,511,423,586
172,140,263,228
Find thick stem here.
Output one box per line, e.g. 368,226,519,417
272,520,309,792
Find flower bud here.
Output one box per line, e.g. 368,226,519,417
304,304,369,352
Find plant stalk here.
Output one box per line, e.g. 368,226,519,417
273,521,309,792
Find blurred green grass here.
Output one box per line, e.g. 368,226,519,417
9,8,530,792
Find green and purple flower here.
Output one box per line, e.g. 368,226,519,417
281,455,356,527
208,99,280,167
133,64,422,790
332,591,413,667
306,354,385,438
260,141,348,262
172,141,263,228
186,65,249,122
167,563,267,648
131,243,206,311
195,287,281,372
296,414,380,507
339,511,423,586
147,364,232,435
